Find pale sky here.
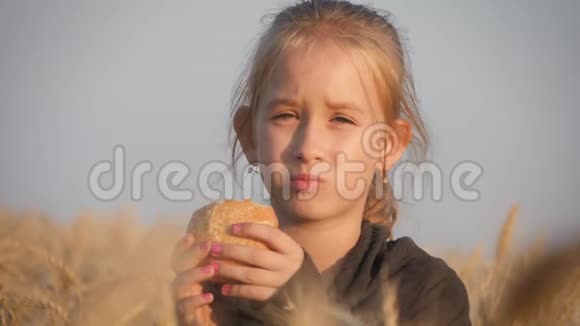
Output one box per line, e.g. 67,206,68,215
1,0,578,253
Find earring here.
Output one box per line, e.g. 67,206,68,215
376,169,389,184
381,170,389,184
247,162,259,174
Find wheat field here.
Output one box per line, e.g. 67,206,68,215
0,204,578,326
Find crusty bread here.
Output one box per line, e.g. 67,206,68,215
187,199,278,282
188,199,278,247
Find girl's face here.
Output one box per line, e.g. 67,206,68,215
249,40,409,223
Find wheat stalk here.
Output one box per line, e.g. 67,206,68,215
0,263,27,284
0,239,80,288
0,294,16,325
382,279,399,326
13,290,69,323
497,241,580,324
0,204,578,325
117,302,146,325
495,203,520,263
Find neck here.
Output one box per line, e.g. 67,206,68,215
278,209,363,276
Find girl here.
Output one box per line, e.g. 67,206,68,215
171,0,471,325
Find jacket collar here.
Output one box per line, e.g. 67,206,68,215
328,218,392,307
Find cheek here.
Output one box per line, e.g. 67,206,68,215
255,123,276,160
256,124,292,163
333,134,378,192
335,132,377,167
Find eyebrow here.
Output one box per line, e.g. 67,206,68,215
325,100,365,114
266,97,364,114
266,97,299,111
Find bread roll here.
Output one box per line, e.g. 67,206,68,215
187,199,278,283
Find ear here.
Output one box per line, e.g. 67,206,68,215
233,105,257,164
377,119,412,173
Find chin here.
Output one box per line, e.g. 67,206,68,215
275,191,334,222
290,203,327,221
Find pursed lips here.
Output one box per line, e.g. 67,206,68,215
290,173,323,191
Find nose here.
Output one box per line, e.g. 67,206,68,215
292,116,325,165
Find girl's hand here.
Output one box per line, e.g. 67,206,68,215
209,222,304,302
170,233,220,326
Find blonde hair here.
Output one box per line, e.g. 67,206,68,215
228,0,430,232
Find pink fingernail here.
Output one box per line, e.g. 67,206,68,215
221,284,232,295
211,244,222,255
232,224,242,234
210,261,220,272
201,265,213,274
203,292,213,301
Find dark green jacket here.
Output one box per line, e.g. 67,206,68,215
205,219,471,325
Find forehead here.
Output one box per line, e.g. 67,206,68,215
262,40,383,117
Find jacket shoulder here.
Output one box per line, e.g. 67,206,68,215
382,236,472,326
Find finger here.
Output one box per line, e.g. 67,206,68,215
172,237,212,274
171,233,195,271
231,223,298,255
176,232,195,253
172,264,217,300
210,242,284,270
213,260,281,287
221,283,277,302
176,293,214,324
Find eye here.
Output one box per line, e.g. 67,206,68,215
273,112,297,120
332,115,355,124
